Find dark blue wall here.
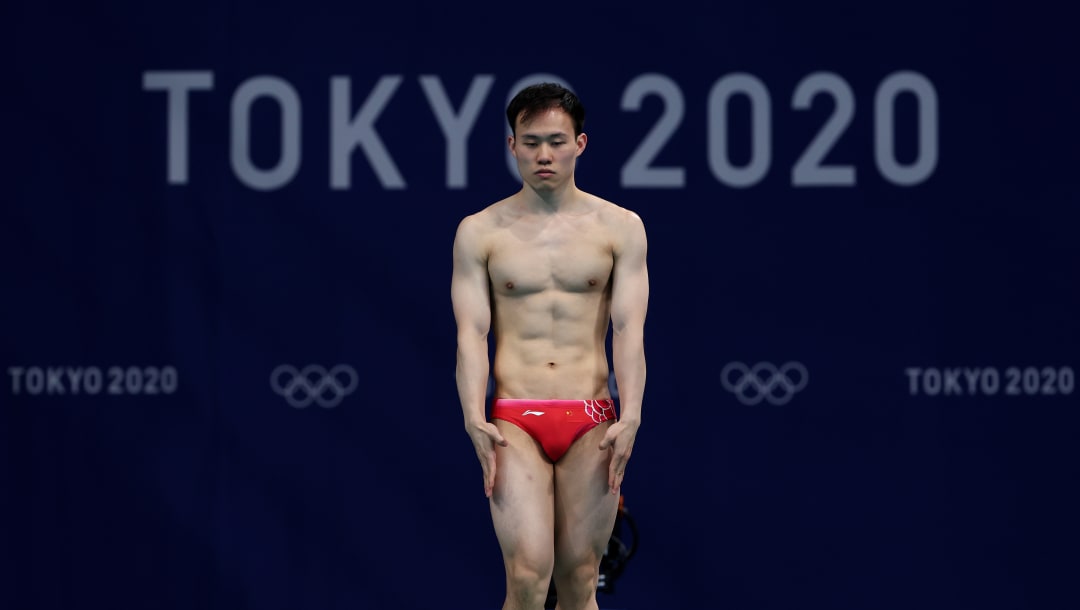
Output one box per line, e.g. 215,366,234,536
4,1,1078,608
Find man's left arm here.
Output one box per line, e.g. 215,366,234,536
600,210,649,495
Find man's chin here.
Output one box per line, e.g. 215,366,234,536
528,177,559,190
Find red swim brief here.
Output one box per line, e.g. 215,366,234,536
491,398,617,462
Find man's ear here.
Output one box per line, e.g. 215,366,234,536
576,132,588,157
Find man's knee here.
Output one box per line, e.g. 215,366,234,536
505,560,553,606
553,560,600,604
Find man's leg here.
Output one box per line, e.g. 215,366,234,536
491,420,557,610
551,421,619,610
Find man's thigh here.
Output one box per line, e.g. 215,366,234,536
490,420,557,563
552,421,619,564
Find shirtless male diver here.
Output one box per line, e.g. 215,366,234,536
452,83,648,610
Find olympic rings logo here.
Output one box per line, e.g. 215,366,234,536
270,364,358,408
720,361,809,405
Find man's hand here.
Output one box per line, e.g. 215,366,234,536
599,419,640,495
467,422,508,498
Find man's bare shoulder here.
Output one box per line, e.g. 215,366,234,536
455,197,513,243
584,193,646,237
460,196,519,230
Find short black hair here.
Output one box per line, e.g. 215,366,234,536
506,82,585,137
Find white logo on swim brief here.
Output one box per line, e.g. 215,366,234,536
522,410,545,416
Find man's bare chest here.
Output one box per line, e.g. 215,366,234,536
486,231,614,296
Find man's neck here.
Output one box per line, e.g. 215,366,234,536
518,181,582,215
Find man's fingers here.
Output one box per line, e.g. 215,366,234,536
472,424,505,497
608,454,625,494
483,455,496,497
598,425,618,450
487,423,509,447
609,443,635,494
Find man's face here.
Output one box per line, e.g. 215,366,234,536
509,108,586,191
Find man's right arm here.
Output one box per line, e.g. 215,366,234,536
452,215,491,425
451,215,506,497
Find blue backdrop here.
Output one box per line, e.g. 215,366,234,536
4,1,1078,608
